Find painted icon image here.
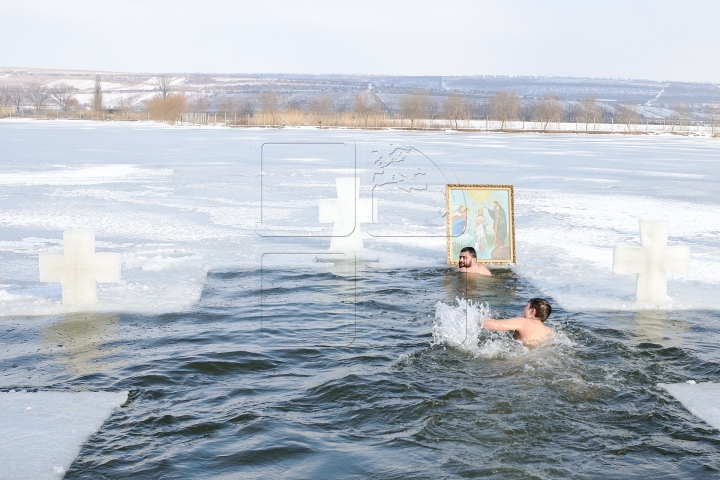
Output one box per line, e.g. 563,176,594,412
446,184,515,264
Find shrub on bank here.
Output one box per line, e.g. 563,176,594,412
148,94,186,123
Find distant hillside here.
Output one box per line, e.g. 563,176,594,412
1,66,719,122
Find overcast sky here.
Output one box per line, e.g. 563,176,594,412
1,0,719,83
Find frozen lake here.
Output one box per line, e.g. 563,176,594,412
1,120,719,314
1,120,719,478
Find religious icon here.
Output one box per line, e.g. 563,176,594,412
445,184,515,264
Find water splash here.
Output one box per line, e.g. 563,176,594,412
431,298,490,356
432,299,572,358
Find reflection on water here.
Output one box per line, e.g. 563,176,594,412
632,310,688,348
441,267,520,309
40,313,121,375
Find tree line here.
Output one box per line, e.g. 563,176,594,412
0,75,104,113
2,75,719,131
130,88,720,131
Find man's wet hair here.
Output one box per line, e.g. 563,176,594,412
528,298,552,322
460,246,477,259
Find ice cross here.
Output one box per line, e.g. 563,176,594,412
613,221,690,303
39,230,121,305
318,177,376,253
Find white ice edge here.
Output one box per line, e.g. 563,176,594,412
658,382,720,430
0,390,129,480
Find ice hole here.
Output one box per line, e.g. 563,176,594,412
259,252,356,347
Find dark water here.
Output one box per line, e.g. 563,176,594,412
2,267,720,479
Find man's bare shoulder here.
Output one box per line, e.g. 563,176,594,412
517,319,553,346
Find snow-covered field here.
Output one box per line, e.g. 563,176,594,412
0,119,719,316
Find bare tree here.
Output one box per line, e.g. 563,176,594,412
67,97,81,111
353,90,382,127
156,74,173,100
532,94,565,130
672,102,690,131
470,98,487,120
398,90,430,128
428,97,440,119
117,95,134,115
705,104,720,132
308,94,335,128
577,95,600,130
218,97,239,116
488,90,520,129
616,102,639,131
397,95,413,126
241,99,256,117
49,83,78,112
189,96,209,112
259,92,280,126
27,82,50,111
285,97,303,111
442,92,471,130
91,75,104,112
335,99,351,115
411,90,431,126
4,85,25,112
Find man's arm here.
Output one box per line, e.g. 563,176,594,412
483,317,526,331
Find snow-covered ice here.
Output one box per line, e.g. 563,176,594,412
659,382,720,430
0,119,719,315
0,390,128,479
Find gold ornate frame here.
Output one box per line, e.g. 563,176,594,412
445,184,516,265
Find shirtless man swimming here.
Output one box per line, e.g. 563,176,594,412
457,247,492,276
483,298,553,346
